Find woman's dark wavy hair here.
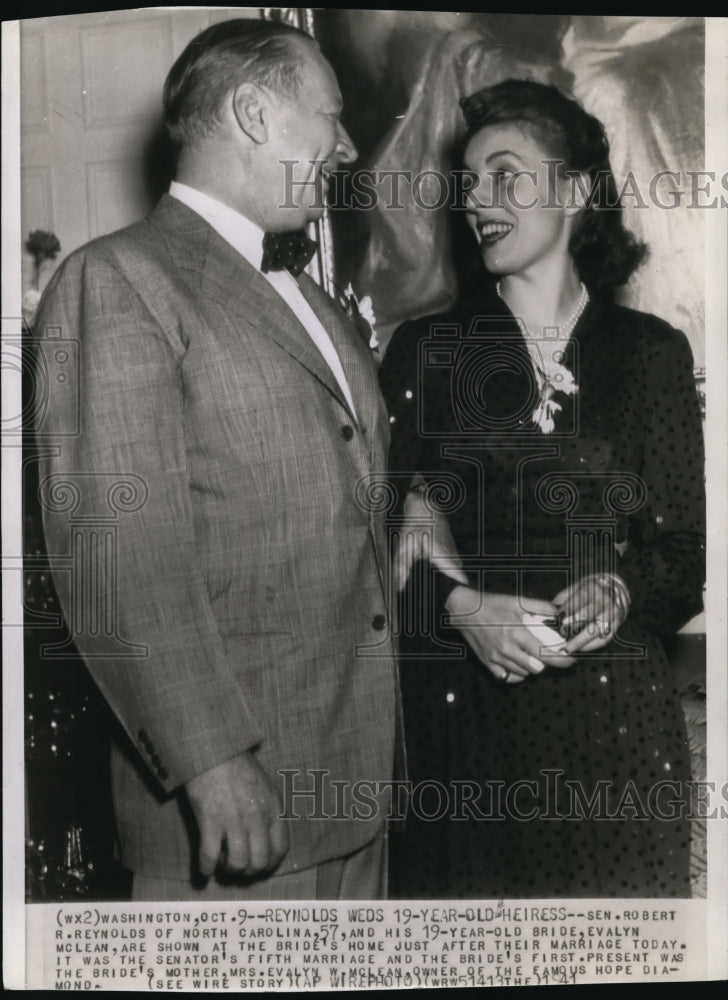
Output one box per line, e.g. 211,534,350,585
459,79,647,297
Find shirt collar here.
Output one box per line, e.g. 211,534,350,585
169,181,265,270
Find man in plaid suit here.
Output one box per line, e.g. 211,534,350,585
36,18,399,900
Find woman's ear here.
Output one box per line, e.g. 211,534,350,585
563,170,592,217
232,82,269,145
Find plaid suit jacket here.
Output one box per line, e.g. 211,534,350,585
35,195,400,880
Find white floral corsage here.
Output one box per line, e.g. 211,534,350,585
532,359,578,434
341,283,380,353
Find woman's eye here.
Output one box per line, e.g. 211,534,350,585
492,169,513,184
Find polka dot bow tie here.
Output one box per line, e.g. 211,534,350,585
261,230,318,277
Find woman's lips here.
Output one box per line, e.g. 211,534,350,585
477,220,514,245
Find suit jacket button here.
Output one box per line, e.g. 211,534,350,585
371,614,386,631
157,767,169,781
341,425,354,441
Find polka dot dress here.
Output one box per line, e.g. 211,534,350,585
380,286,704,899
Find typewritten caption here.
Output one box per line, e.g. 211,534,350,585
26,900,704,989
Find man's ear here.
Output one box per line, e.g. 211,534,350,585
232,83,269,145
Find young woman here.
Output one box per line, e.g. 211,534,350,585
380,80,705,898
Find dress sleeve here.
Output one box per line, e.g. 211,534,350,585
379,318,456,495
379,321,465,613
618,327,705,636
379,320,423,503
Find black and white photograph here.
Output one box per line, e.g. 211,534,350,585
2,7,727,990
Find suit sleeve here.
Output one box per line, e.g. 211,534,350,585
35,248,265,794
618,327,706,636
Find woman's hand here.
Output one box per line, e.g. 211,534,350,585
393,487,468,592
553,573,631,655
444,587,575,683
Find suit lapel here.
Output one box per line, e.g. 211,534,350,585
149,196,354,419
297,273,380,436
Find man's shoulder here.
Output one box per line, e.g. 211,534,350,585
51,195,207,280
38,200,204,319
64,212,170,272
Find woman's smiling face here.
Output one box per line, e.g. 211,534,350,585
463,122,578,279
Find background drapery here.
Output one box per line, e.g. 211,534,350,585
317,13,705,365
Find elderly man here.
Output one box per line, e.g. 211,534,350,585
36,18,399,901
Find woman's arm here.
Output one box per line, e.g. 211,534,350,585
554,324,705,655
616,326,705,636
380,320,467,593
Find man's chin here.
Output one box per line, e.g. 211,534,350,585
288,204,324,230
304,207,325,225
274,206,325,231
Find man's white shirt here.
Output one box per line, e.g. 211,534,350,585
169,181,358,421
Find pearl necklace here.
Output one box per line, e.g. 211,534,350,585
495,281,589,433
495,280,589,341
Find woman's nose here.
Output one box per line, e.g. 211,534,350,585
465,176,489,211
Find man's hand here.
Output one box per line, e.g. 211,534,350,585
185,751,289,879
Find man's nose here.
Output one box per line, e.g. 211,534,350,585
335,123,357,165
